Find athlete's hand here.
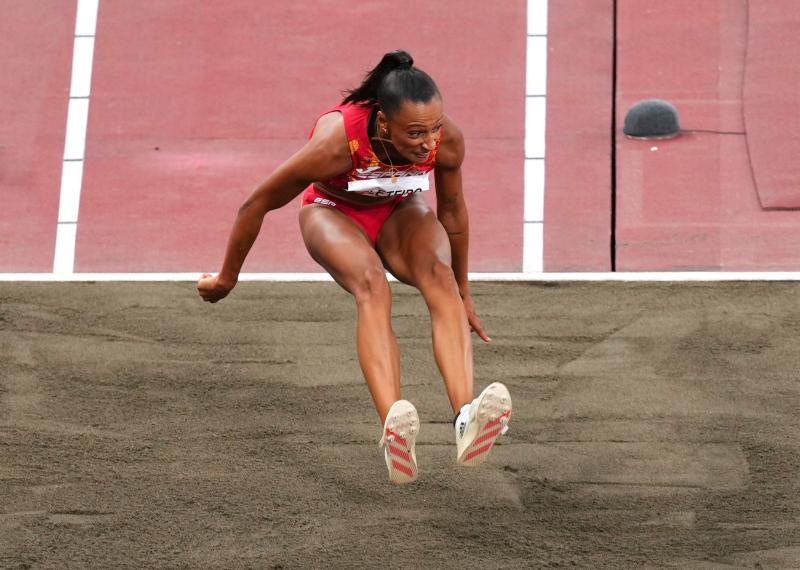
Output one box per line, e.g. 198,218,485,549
461,292,491,343
197,273,236,303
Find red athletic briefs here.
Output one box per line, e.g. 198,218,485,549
301,185,409,245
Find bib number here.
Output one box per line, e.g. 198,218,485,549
347,174,430,197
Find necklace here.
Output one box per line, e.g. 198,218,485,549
371,110,399,183
376,136,399,184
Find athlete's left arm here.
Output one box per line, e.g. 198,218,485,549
434,117,490,342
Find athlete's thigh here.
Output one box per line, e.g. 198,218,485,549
299,205,385,293
376,195,452,286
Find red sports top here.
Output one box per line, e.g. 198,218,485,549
311,103,439,197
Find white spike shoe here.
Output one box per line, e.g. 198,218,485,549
455,382,512,467
379,400,420,484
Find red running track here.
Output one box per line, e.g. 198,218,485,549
0,1,76,272
543,0,614,272
543,0,800,271
74,1,525,273
613,0,800,271
743,0,800,209
3,1,800,274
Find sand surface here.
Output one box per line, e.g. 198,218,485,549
1,281,799,569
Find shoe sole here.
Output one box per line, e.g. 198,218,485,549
382,400,419,484
456,382,512,467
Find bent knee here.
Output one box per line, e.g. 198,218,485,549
416,259,458,293
351,265,391,303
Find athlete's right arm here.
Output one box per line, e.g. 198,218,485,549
197,113,351,303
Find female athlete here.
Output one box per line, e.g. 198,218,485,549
197,50,512,484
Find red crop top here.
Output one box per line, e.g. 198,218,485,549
310,103,439,198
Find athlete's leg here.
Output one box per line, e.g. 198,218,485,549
376,195,473,414
299,205,400,423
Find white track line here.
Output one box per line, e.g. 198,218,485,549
524,0,548,273
53,0,99,274
75,0,99,36
2,273,800,282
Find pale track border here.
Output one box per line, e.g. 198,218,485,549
2,272,800,282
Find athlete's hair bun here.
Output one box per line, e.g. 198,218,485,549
384,50,414,70
342,49,439,116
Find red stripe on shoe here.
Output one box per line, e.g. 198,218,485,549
388,444,412,463
483,410,512,431
464,442,494,462
391,459,414,477
384,429,408,448
472,427,502,447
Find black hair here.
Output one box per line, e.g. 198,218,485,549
342,50,441,117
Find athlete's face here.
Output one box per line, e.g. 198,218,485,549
380,97,444,164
